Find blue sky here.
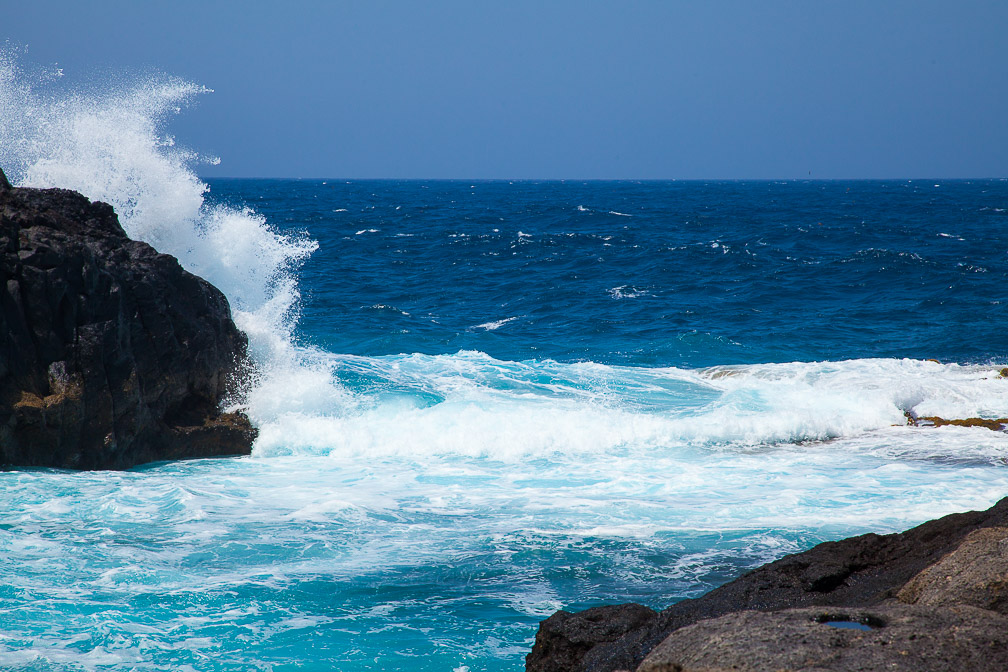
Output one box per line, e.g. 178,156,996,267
4,1,1007,179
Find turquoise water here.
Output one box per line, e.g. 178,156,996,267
1,57,1008,671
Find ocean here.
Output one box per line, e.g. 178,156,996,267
2,58,1008,671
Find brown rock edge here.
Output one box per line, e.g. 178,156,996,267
527,497,1008,671
1,166,256,469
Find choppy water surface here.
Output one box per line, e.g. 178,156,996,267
1,54,1008,671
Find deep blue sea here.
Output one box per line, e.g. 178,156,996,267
2,62,1008,672
230,179,1008,366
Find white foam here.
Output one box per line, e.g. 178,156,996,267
608,285,649,299
472,317,519,331
248,352,1008,463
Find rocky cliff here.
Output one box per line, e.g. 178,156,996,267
0,167,256,469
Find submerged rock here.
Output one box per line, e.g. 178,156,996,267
0,167,256,469
526,497,1008,672
903,405,1008,432
913,415,1008,431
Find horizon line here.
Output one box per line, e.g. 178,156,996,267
198,175,1008,182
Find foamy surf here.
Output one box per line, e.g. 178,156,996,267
249,352,1008,462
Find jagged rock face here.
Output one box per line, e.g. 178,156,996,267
0,168,256,469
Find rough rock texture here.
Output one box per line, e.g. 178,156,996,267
527,496,1008,672
636,603,1008,672
0,167,256,469
897,525,1008,613
528,604,657,672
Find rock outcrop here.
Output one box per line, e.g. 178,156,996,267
904,407,1008,432
636,602,1008,672
0,167,256,469
527,497,1008,672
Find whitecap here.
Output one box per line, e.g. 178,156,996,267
472,317,519,331
608,285,649,299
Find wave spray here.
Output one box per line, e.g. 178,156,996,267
0,50,345,428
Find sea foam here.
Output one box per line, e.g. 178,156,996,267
253,350,1008,464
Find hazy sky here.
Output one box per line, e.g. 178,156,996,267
4,1,1007,179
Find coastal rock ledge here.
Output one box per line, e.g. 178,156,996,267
528,496,1008,672
0,167,256,469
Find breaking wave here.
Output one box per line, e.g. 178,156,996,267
0,50,332,426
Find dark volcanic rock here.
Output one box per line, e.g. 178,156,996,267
527,497,1008,672
0,167,256,469
527,604,656,672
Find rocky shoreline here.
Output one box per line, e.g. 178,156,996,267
0,167,255,469
527,497,1008,671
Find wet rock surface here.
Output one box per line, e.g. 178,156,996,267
914,416,1008,431
0,167,256,469
527,497,1008,672
904,407,1008,432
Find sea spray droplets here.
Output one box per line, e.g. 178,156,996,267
0,52,209,249
0,51,328,425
